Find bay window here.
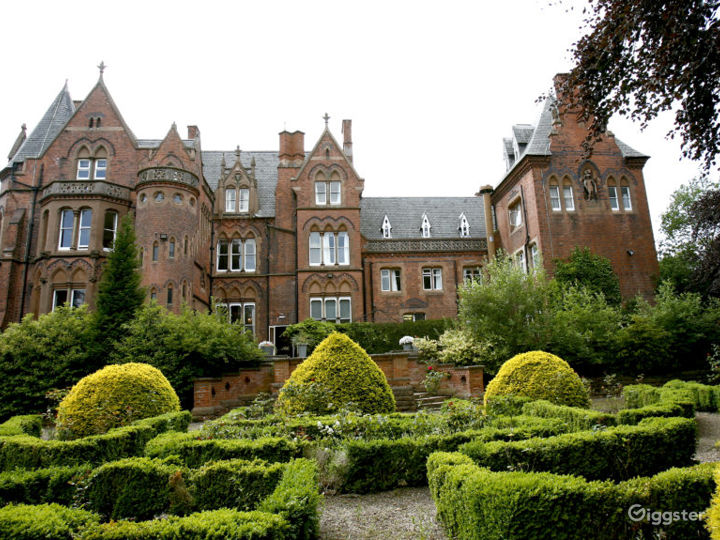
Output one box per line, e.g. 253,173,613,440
310,297,351,323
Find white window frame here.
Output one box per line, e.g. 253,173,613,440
310,296,352,323
309,232,322,266
225,188,236,212
315,182,327,205
549,185,561,211
563,185,575,211
422,267,442,290
102,211,117,251
323,233,336,265
529,243,540,268
381,215,392,238
421,214,432,238
463,266,481,284
244,238,256,272
329,181,341,205
217,302,256,335
52,288,86,311
515,249,527,274
216,239,229,271
608,186,619,211
230,239,243,271
76,159,91,180
381,268,401,291
621,186,632,210
311,231,350,266
77,209,92,250
509,202,523,228
459,213,470,237
238,188,250,212
58,209,73,250
94,159,107,179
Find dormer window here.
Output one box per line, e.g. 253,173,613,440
421,213,431,238
225,188,236,212
381,215,392,238
225,187,250,213
315,171,342,205
238,188,249,212
459,213,470,237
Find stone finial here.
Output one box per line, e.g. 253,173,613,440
323,112,330,128
97,61,106,79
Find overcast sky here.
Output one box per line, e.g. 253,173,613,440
1,0,715,242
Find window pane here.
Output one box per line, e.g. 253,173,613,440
563,186,575,211
169,239,175,258
433,268,442,289
310,299,323,320
244,239,256,272
608,186,619,211
381,269,390,291
167,287,173,305
309,232,321,265
315,182,326,205
330,181,341,204
621,186,632,210
549,186,561,211
217,240,228,270
423,269,432,290
229,304,242,323
414,313,426,321
325,298,337,321
239,189,250,212
152,243,159,261
392,270,401,291
339,298,351,322
53,289,68,310
323,233,335,265
71,289,85,308
94,159,107,179
225,189,236,212
76,159,90,180
102,211,117,249
231,239,242,271
244,304,255,334
337,232,349,264
59,209,73,249
78,209,92,249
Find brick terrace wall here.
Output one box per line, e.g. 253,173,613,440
192,352,484,416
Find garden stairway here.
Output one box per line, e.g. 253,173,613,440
414,391,447,411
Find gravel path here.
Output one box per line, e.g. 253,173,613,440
696,412,720,463
319,487,446,540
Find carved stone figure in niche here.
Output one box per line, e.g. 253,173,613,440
582,169,598,201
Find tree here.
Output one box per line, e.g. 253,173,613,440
94,214,145,347
554,247,622,305
560,0,720,172
690,187,720,296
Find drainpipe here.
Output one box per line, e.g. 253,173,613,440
18,162,43,319
520,184,530,273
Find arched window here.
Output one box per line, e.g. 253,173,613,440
230,238,242,271
607,178,619,211
562,178,575,211
244,237,256,272
459,213,470,237
167,284,174,306
238,188,250,212
225,186,236,212
620,179,632,210
58,209,74,250
421,213,431,238
152,241,159,261
169,237,176,258
548,178,561,211
94,147,107,179
381,215,392,238
103,210,118,250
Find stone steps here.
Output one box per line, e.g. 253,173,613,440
414,391,447,410
392,385,417,412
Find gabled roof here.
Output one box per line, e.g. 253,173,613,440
202,151,280,218
9,83,75,164
360,197,486,240
512,124,534,145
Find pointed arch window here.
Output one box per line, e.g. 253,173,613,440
167,284,174,306
225,187,236,212
169,237,176,258
244,238,256,272
620,180,632,210
421,213,431,238
459,213,470,237
230,239,242,271
562,180,575,211
381,215,392,238
152,241,159,261
238,188,250,212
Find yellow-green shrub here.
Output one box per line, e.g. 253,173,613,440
484,351,590,408
275,333,395,415
707,465,720,539
56,363,180,439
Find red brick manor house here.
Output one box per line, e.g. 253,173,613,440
0,71,658,354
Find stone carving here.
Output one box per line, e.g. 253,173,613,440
42,181,130,201
138,167,199,187
364,238,487,253
582,169,598,201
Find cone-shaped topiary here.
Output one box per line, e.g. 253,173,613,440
56,362,180,439
484,350,590,408
275,332,395,415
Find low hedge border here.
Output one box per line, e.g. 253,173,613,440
0,464,92,506
623,380,714,415
458,416,697,481
0,458,321,539
0,411,191,471
427,452,715,540
0,415,42,437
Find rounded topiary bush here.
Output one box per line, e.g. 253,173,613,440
275,332,395,415
484,351,590,408
56,362,180,439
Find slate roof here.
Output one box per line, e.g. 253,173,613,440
202,151,280,218
9,84,75,164
136,139,195,150
360,197,486,240
512,125,534,144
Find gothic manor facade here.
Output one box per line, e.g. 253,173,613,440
0,72,658,354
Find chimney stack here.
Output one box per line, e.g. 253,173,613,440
342,119,353,163
278,130,305,167
187,125,200,139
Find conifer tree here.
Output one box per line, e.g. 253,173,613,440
94,214,145,348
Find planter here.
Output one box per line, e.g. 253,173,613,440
403,343,414,351
296,344,308,358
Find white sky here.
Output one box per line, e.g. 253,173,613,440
1,0,715,242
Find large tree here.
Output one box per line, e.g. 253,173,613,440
94,214,145,347
690,187,720,296
559,0,720,172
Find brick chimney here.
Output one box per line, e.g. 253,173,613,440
342,119,353,163
278,130,305,167
187,125,200,139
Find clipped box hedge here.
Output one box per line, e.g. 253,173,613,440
458,416,696,481
0,464,92,506
0,503,100,540
0,411,191,471
623,380,714,415
427,452,715,540
0,414,42,437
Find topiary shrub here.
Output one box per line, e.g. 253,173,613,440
275,333,395,415
56,363,180,439
484,351,590,408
